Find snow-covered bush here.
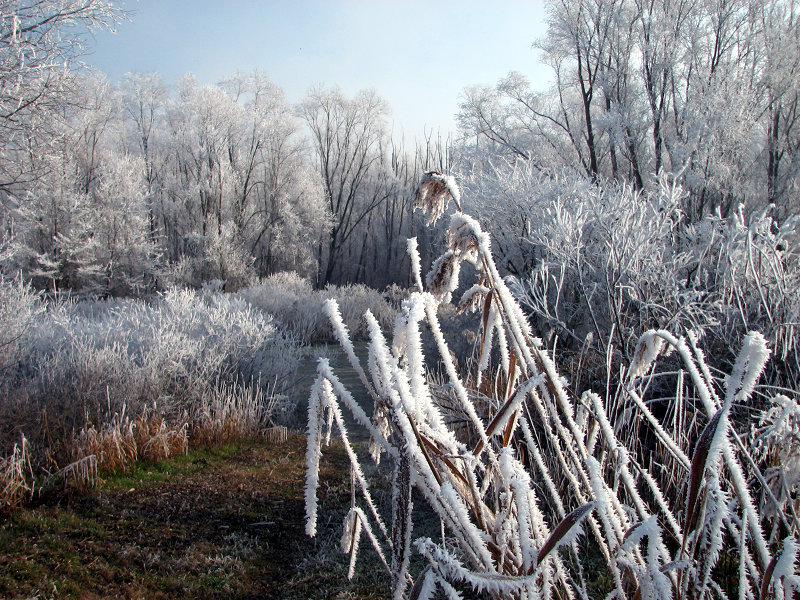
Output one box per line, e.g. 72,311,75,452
0,288,299,468
238,273,396,344
306,173,800,599
0,276,41,373
465,163,800,389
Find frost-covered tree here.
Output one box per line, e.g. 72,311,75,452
459,0,800,220
11,73,157,295
300,86,394,286
0,0,119,191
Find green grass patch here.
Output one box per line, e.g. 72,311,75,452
99,441,251,491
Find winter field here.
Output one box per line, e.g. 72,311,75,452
2,1,800,599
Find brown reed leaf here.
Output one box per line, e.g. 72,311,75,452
760,550,779,600
684,408,725,546
536,502,596,567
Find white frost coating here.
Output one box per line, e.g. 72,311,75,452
318,359,395,459
426,250,461,305
443,174,461,205
437,576,465,600
697,475,729,596
520,418,566,519
687,330,716,395
724,331,770,407
341,508,363,580
458,284,490,313
646,330,719,416
407,237,423,292
706,412,731,473
423,294,490,449
622,516,673,600
324,298,377,402
489,375,543,440
774,537,800,600
512,476,536,573
415,569,438,600
416,537,541,596
327,384,391,543
440,480,495,570
304,372,326,536
586,457,626,593
722,443,772,568
353,506,389,573
398,293,430,420
478,303,497,373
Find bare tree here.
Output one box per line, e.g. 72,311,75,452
300,86,390,286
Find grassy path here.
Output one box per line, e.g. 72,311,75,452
0,435,389,599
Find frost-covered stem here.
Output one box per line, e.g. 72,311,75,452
729,427,793,534
627,459,683,542
525,397,613,570
525,389,590,505
587,391,677,563
586,457,627,597
384,359,494,571
354,506,390,572
738,512,750,600
687,331,718,405
746,228,773,324
304,374,326,537
722,442,771,569
325,384,391,544
318,360,396,459
422,295,489,449
623,386,691,469
407,237,423,292
650,330,719,415
391,454,413,600
324,298,379,403
520,417,565,519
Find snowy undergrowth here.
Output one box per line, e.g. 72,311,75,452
305,172,800,600
467,164,800,391
238,271,396,344
0,286,299,500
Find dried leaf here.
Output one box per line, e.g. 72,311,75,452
536,502,596,567
684,408,725,543
760,551,779,600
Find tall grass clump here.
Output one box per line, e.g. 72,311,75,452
305,172,800,599
0,287,300,501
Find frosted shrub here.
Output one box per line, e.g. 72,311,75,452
466,164,800,389
305,173,800,599
238,272,396,344
0,276,42,372
1,287,299,471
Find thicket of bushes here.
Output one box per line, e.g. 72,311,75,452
465,166,800,391
0,272,400,508
0,283,300,507
237,272,397,345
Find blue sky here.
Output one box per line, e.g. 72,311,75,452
84,0,550,140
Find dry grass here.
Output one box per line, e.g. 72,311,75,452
0,437,33,510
